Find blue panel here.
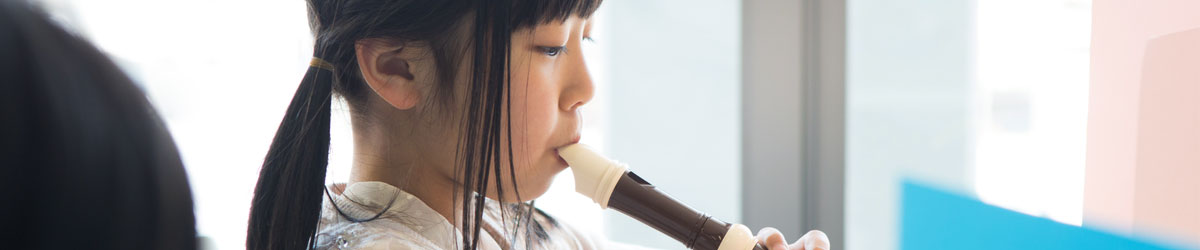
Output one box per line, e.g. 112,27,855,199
900,180,1187,250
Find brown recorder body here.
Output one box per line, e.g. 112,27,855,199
558,144,768,250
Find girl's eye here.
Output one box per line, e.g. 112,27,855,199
539,46,566,57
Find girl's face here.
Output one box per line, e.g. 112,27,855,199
356,16,594,204
489,16,594,202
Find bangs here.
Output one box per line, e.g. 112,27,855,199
510,0,603,28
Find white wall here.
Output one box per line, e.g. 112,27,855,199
596,0,744,248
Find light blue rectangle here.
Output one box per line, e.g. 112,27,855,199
900,180,1187,250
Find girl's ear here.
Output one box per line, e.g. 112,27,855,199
355,38,420,110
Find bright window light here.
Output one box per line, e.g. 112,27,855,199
972,0,1092,226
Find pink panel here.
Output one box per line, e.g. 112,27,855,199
1132,28,1200,243
1086,0,1200,245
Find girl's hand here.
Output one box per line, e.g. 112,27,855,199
755,227,830,250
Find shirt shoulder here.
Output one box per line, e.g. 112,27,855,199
316,182,458,250
316,215,450,250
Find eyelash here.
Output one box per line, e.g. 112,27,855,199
540,46,567,57
539,37,594,57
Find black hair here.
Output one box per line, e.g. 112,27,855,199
247,0,600,249
0,1,197,250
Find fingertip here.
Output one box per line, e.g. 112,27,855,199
801,230,830,250
757,227,781,238
805,230,828,239
755,227,786,248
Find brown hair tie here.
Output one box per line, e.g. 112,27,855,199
310,57,334,71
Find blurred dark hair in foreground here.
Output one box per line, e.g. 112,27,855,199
0,1,196,249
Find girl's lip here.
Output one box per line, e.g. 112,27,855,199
557,135,582,166
559,135,581,149
557,155,569,166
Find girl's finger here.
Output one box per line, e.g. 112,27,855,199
755,227,789,250
790,230,830,250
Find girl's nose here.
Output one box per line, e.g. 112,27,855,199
560,57,595,112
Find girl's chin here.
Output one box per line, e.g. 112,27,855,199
525,164,565,200
490,184,552,202
486,169,559,202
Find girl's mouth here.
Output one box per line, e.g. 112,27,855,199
556,135,582,166
557,155,569,167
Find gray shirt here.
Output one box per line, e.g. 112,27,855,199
314,181,610,250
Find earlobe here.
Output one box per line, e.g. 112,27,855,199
355,39,420,110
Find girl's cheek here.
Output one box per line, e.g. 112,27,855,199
516,75,559,160
507,71,551,158
506,54,560,167
529,81,558,144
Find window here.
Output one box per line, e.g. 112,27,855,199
972,0,1092,226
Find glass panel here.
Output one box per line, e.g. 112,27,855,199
846,0,1091,249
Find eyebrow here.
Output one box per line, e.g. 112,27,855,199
582,19,593,35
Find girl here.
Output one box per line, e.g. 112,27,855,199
247,0,829,249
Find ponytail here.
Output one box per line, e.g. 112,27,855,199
247,57,335,250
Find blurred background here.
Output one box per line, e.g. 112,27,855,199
32,0,1198,249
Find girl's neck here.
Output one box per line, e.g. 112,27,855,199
347,101,470,228
348,129,463,227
